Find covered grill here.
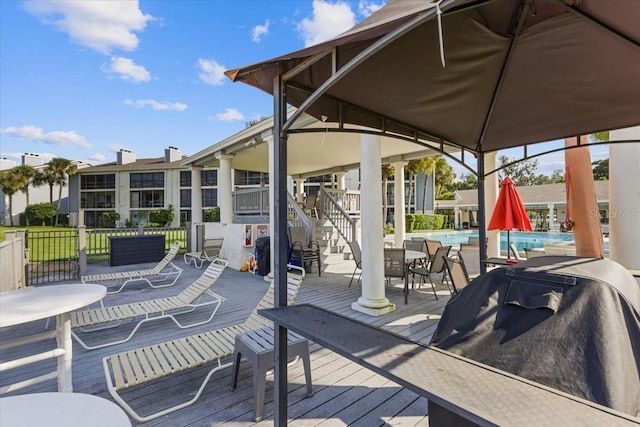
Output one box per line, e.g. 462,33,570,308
430,256,640,418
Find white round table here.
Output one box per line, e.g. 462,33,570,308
0,284,106,392
0,392,131,427
405,250,427,261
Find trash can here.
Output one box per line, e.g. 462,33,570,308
254,237,270,276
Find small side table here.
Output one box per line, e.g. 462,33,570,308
231,326,313,421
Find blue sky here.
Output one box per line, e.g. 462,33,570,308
0,0,607,179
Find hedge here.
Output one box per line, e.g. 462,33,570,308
405,214,447,232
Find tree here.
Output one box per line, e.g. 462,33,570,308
434,156,455,199
381,164,394,224
47,158,78,225
405,159,422,213
419,157,437,212
498,155,539,185
12,165,37,225
0,171,20,226
32,168,57,203
245,116,270,128
451,173,478,190
591,159,608,180
149,205,175,227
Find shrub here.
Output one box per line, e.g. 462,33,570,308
102,212,120,228
405,213,447,232
149,205,175,227
25,203,57,226
204,207,220,222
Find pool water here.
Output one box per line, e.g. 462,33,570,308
422,231,574,252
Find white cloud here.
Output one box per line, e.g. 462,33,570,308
24,0,153,54
216,108,244,122
109,144,132,153
0,125,90,148
198,59,226,86
88,153,106,162
124,99,187,111
358,0,384,18
297,0,355,47
252,20,270,43
103,57,151,82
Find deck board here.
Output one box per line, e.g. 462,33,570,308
1,255,451,426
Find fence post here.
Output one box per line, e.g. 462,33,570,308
78,209,87,276
138,223,144,236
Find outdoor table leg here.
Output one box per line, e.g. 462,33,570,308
56,312,73,392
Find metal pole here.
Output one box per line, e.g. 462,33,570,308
477,153,487,274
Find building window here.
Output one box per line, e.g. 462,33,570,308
234,169,268,186
180,189,191,207
80,191,115,209
202,189,217,207
130,172,164,188
81,174,115,190
201,169,217,186
130,190,164,208
180,210,191,226
180,171,191,187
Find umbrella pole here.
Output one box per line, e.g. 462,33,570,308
506,230,510,259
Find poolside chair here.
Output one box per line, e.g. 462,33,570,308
425,239,443,263
302,194,318,219
410,245,452,300
289,226,322,276
458,247,480,279
102,265,305,422
183,236,224,268
346,240,362,287
509,243,523,261
444,257,470,294
71,258,228,350
524,247,546,259
81,241,183,294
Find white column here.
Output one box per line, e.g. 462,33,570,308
190,166,203,251
547,204,555,229
392,162,406,248
609,128,640,270
294,179,305,203
484,153,500,257
335,172,347,190
352,133,395,316
216,154,234,225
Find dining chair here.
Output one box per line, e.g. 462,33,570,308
425,239,443,263
346,240,362,287
444,257,470,294
410,245,451,300
458,247,480,279
383,248,409,303
289,226,322,276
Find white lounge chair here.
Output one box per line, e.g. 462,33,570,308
102,265,305,422
81,241,183,294
183,237,224,268
71,258,228,350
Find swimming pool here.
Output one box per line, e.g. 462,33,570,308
421,231,574,252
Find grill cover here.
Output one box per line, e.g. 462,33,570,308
430,256,640,416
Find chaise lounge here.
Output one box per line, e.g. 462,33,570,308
71,258,228,350
81,241,183,294
102,265,305,422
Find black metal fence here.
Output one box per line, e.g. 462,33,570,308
26,229,79,285
24,226,188,284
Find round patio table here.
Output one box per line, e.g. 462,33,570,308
0,392,131,426
0,284,106,392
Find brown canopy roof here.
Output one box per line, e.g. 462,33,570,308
226,0,640,154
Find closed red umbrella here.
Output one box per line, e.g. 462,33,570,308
488,177,533,259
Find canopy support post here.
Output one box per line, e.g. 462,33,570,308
477,152,487,274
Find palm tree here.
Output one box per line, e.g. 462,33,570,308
12,165,37,225
47,158,78,225
0,171,20,226
32,168,57,204
418,157,437,213
405,159,422,213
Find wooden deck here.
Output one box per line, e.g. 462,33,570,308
0,254,451,426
